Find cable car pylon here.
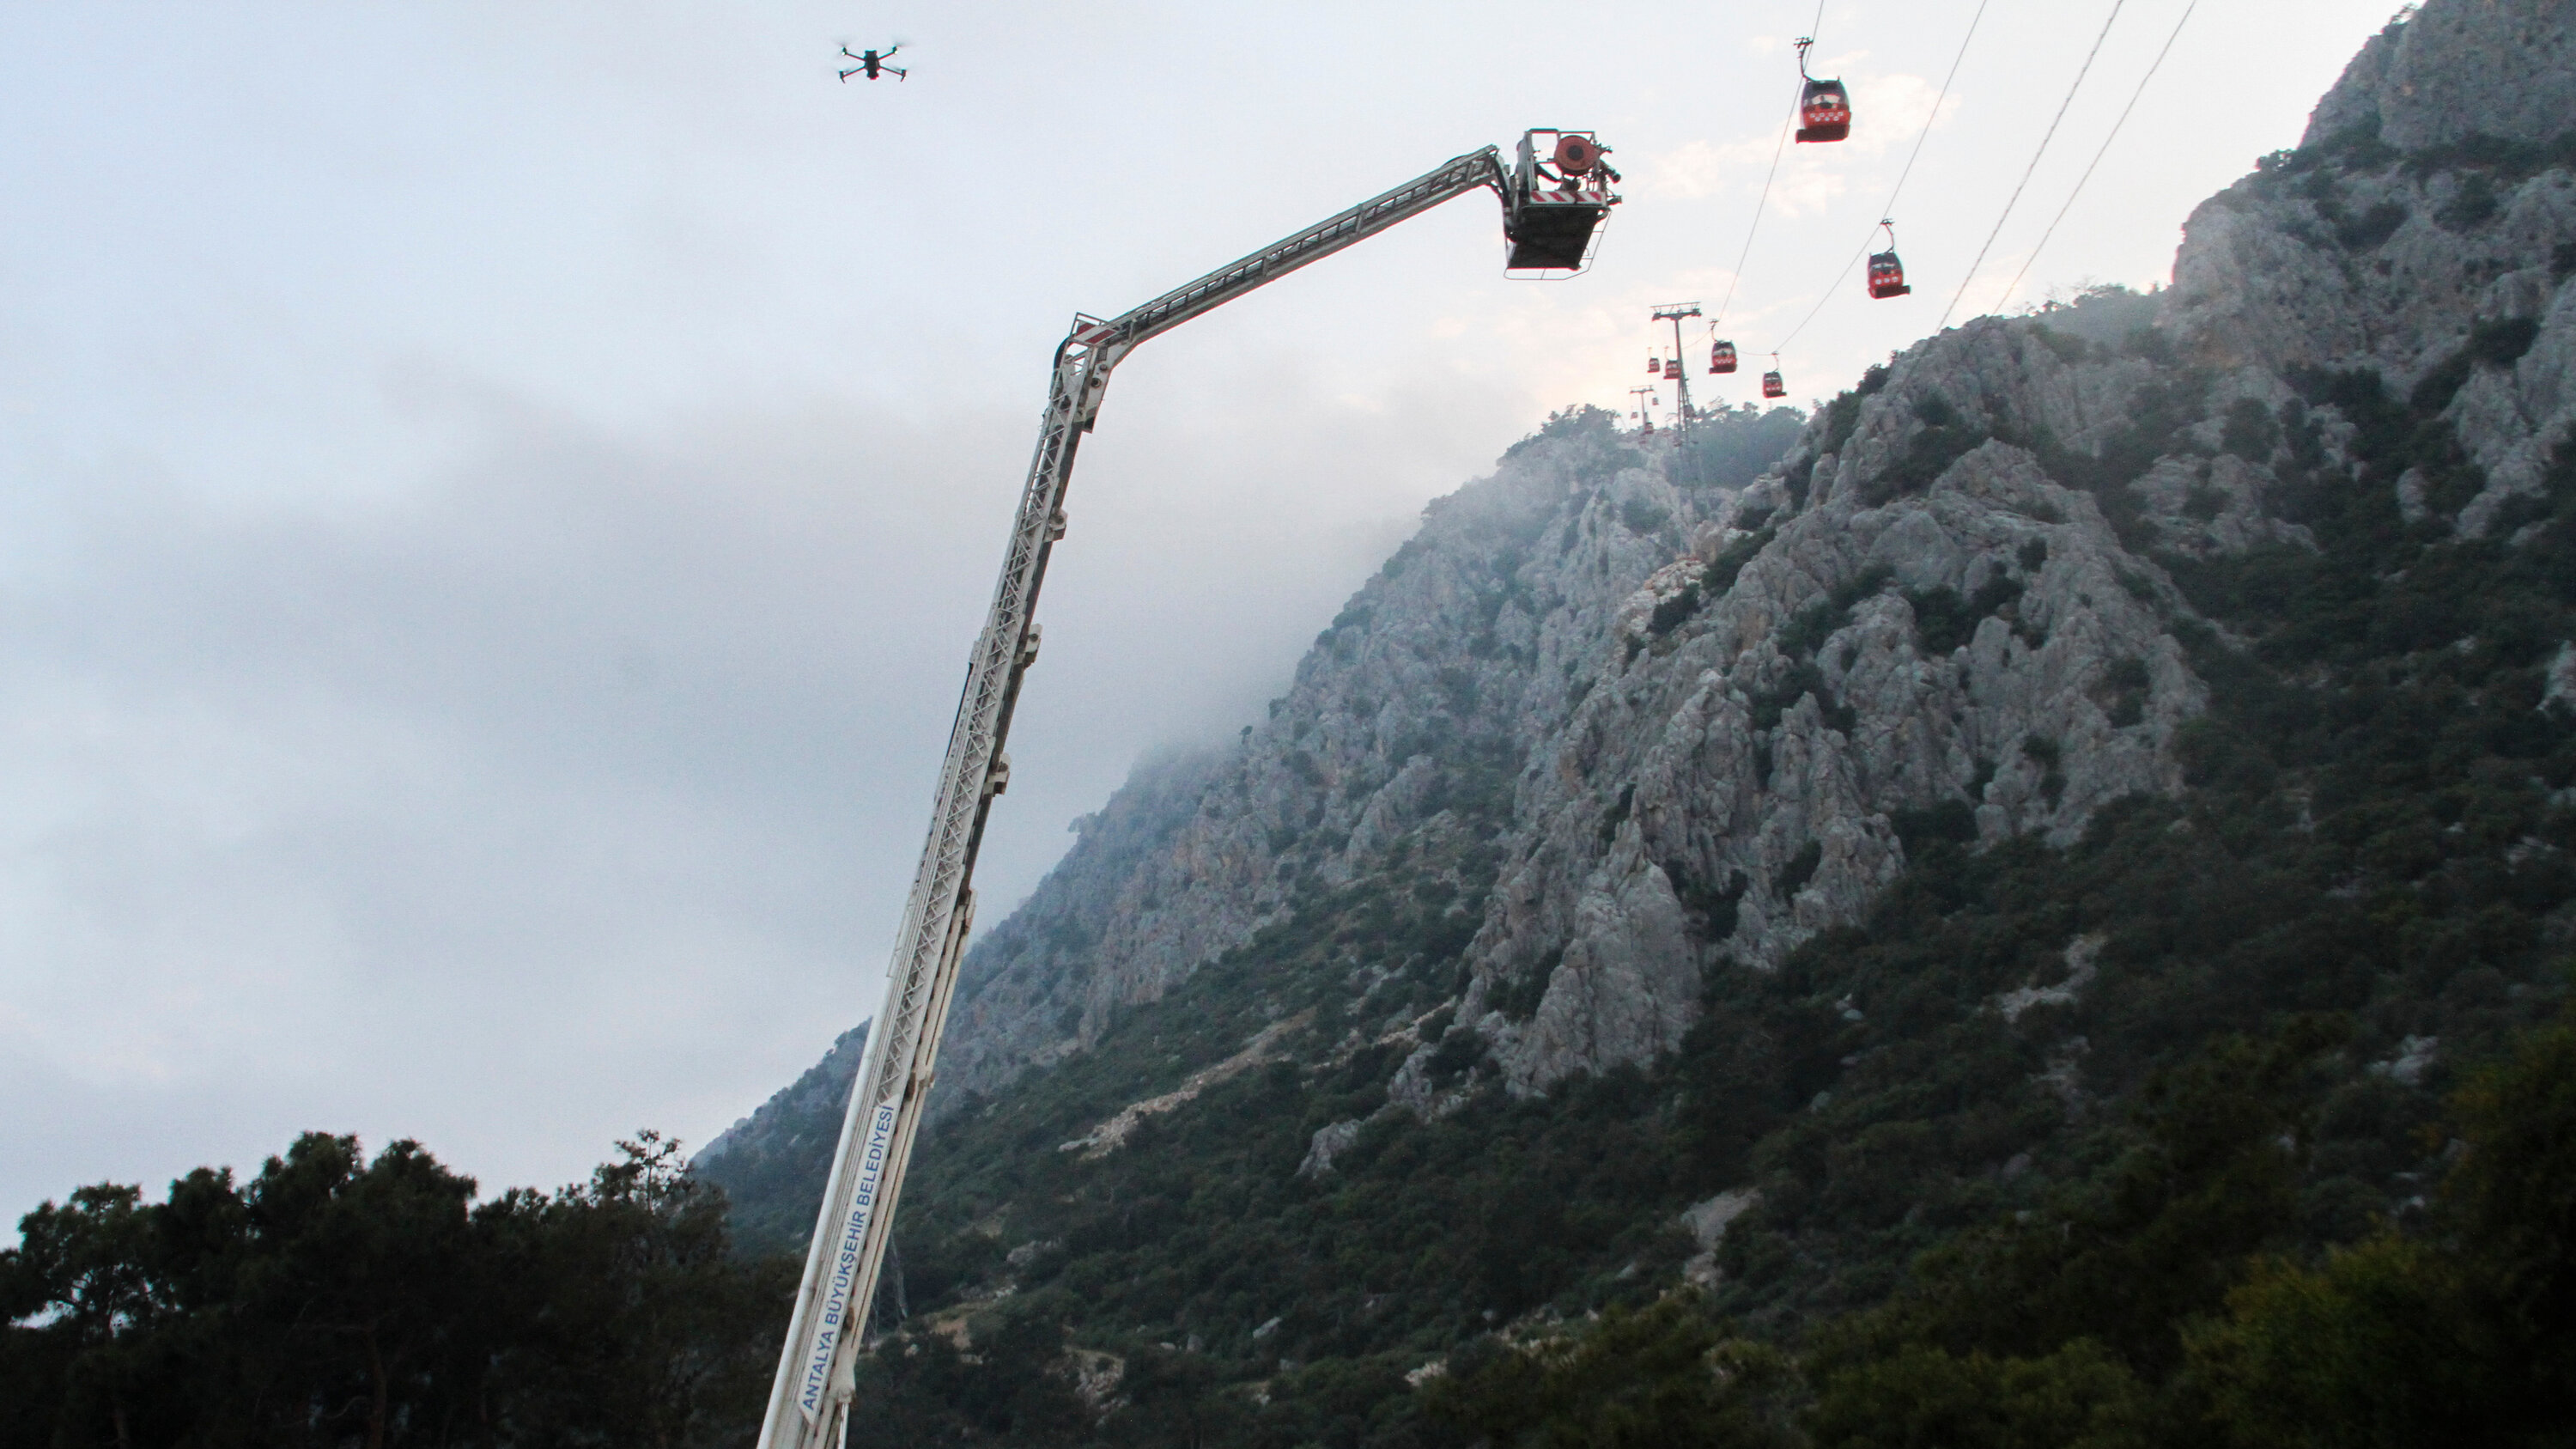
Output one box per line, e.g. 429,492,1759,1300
1649,302,1702,434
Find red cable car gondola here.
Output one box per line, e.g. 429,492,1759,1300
1662,358,1682,381
1793,40,1850,143
1647,355,1662,376
1762,356,1787,400
1866,219,1911,299
1710,339,1738,374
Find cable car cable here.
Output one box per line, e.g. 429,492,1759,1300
1937,0,2129,329
1768,0,1995,356
1994,0,2200,311
1711,0,1826,331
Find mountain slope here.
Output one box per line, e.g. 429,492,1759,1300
705,2,2576,1440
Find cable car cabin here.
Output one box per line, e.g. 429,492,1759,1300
1867,250,1912,299
1662,358,1682,380
1505,130,1620,277
1648,356,1662,375
1710,340,1739,374
1762,369,1787,399
1795,79,1851,143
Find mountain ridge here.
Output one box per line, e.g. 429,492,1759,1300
699,5,2576,1441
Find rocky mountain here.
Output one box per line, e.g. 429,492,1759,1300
699,405,1814,1241
701,3,2576,1441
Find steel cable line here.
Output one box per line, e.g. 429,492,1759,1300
1711,0,1828,330
1770,0,1994,355
1996,0,2201,310
1938,0,2129,327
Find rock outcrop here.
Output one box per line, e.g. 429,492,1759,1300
2304,0,2576,155
2170,3,2576,535
931,415,1795,1110
1467,420,2205,1088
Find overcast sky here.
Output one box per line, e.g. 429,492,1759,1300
0,0,2402,1222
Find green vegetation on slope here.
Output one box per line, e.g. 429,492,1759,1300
13,328,2567,1445
1443,1004,2576,1448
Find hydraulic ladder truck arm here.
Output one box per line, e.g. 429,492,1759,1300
756,130,1619,1449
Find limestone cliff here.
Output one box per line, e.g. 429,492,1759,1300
936,415,1777,1108
920,310,2236,1108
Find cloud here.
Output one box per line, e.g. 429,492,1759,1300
1766,158,1856,219
1848,70,1959,155
1640,135,1789,202
0,384,1022,1209
0,322,1552,1218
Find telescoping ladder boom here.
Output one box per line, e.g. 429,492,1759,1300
756,131,1619,1449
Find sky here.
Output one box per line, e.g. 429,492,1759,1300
0,0,2405,1223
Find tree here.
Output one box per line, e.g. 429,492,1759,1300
228,1134,483,1448
482,1131,784,1448
1806,1339,2151,1449
3,1184,168,1449
2187,1012,2576,1446
0,1128,785,1449
2185,1237,2494,1449
1425,1294,1799,1449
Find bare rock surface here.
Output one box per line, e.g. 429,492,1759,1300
933,421,1693,1108
2305,0,2576,154
1468,366,2207,1089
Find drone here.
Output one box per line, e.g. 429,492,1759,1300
838,44,906,82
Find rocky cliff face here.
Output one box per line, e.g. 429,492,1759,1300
2306,0,2576,155
929,315,2247,1106
2169,8,2576,539
711,0,2576,1212
917,307,2245,1110
936,415,1811,1108
1468,426,2208,1090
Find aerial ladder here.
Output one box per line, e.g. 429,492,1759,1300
756,128,1621,1449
